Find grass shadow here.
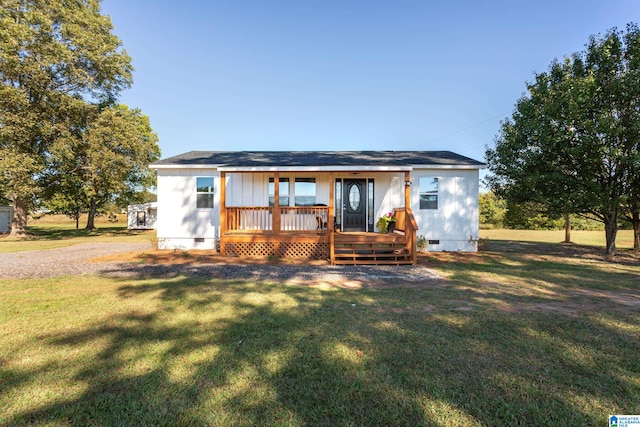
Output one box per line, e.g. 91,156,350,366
3,264,639,425
26,225,148,241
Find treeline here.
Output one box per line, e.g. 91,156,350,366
480,192,605,231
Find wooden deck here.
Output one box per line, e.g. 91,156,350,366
219,171,418,265
220,229,415,265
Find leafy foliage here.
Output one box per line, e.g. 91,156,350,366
486,23,640,255
0,0,139,235
46,104,160,229
375,211,396,234
480,193,603,231
479,191,506,228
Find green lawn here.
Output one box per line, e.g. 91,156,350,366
0,215,154,253
481,228,635,249
1,236,638,425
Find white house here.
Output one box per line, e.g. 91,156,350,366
151,151,485,264
127,202,158,230
0,206,12,233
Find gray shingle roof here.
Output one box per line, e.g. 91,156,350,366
152,151,485,168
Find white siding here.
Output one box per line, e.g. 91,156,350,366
227,173,266,206
154,168,480,252
156,169,220,249
411,169,479,251
370,173,404,228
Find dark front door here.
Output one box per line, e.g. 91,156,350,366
343,179,366,231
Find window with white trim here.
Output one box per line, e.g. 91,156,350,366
419,177,438,210
196,177,214,209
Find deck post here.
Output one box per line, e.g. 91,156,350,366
405,171,417,265
273,172,281,233
329,172,335,264
404,171,411,211
220,172,226,251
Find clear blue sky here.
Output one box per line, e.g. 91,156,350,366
101,0,637,168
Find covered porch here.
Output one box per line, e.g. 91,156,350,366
218,171,418,265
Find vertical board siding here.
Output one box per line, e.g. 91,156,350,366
156,169,220,241
411,169,479,250
155,168,479,252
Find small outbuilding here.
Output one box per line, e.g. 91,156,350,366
0,206,13,233
127,202,157,230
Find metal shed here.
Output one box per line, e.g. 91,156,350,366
0,206,13,233
127,202,157,230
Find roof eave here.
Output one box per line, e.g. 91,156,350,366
218,165,414,172
411,163,486,170
151,163,485,170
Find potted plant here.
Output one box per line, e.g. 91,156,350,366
417,235,427,253
376,212,397,234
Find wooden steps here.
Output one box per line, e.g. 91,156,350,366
333,232,413,265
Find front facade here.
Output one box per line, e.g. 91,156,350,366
152,151,485,264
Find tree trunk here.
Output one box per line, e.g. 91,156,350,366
564,213,571,243
604,215,618,257
8,197,29,237
632,212,640,251
85,199,97,230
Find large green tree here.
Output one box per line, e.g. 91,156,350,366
83,105,159,229
46,104,160,229
486,24,640,256
617,42,640,251
622,154,640,250
42,96,94,228
0,0,132,236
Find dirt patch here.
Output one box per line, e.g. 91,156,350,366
571,288,640,308
92,239,640,268
417,240,640,266
92,249,331,266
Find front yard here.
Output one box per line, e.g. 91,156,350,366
0,237,638,426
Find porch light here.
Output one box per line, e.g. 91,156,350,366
405,181,412,187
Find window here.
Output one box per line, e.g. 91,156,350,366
268,177,290,206
419,177,438,210
196,177,214,209
295,178,316,206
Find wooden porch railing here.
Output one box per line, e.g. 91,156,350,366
225,206,330,233
393,207,419,264
226,207,271,231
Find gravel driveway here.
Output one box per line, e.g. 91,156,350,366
0,242,153,279
0,242,442,285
